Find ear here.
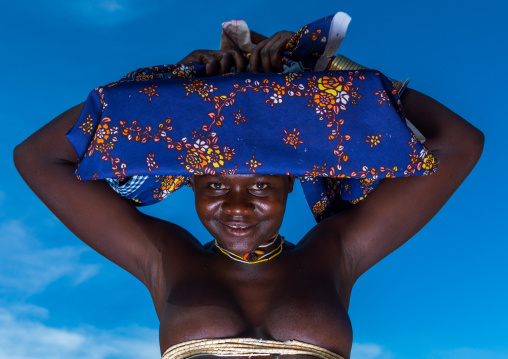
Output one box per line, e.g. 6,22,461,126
188,175,195,191
288,175,296,193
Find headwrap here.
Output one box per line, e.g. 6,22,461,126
66,13,436,222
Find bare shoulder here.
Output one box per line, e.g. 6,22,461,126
302,89,484,284
14,103,201,291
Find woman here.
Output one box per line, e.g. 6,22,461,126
13,28,484,359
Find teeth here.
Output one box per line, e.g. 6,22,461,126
230,225,248,229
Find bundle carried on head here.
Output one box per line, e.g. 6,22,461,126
66,12,435,222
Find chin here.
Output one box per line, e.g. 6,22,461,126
215,235,259,256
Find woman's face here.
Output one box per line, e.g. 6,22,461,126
190,174,294,255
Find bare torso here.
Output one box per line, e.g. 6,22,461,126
156,229,354,358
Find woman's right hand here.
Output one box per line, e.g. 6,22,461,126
178,49,247,76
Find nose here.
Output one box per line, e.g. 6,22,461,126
221,190,255,217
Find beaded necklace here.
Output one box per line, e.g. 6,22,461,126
214,234,284,264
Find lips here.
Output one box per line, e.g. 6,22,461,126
221,222,257,236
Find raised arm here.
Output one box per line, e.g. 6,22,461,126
329,88,484,281
13,103,194,301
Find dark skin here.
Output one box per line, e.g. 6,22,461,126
189,175,295,256
13,32,484,358
178,31,296,74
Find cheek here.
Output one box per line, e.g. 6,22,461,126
257,201,284,215
257,195,288,220
194,195,220,223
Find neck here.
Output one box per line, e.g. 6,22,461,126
214,234,284,264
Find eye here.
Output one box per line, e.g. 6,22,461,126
208,182,227,190
249,182,269,190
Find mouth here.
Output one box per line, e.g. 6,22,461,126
221,222,257,236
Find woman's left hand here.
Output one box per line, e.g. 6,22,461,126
178,49,247,76
249,31,295,73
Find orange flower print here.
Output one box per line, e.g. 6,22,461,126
318,76,340,90
269,85,286,106
282,128,304,150
312,200,327,214
222,146,235,161
360,178,372,187
138,85,160,103
162,176,185,192
313,92,336,110
317,76,348,96
184,148,208,172
162,176,185,195
94,123,110,144
273,84,285,96
152,175,187,200
171,64,193,78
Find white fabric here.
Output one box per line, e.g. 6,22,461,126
220,20,253,53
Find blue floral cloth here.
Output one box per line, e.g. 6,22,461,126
66,14,437,222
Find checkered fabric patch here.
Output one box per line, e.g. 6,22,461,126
106,175,148,197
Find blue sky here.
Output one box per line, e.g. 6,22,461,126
1,0,506,358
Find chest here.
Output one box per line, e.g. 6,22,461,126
158,251,353,355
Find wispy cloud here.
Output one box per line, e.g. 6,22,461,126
0,307,159,359
54,0,162,26
428,346,508,359
0,219,100,296
99,0,126,12
351,342,391,359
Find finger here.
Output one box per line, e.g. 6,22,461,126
214,51,234,75
269,36,287,73
198,52,220,76
267,32,295,72
228,48,247,73
260,36,279,73
177,50,220,76
249,39,266,73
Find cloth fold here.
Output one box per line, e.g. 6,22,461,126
66,13,437,222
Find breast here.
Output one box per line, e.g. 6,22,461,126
264,273,353,353
159,249,353,357
160,278,250,343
